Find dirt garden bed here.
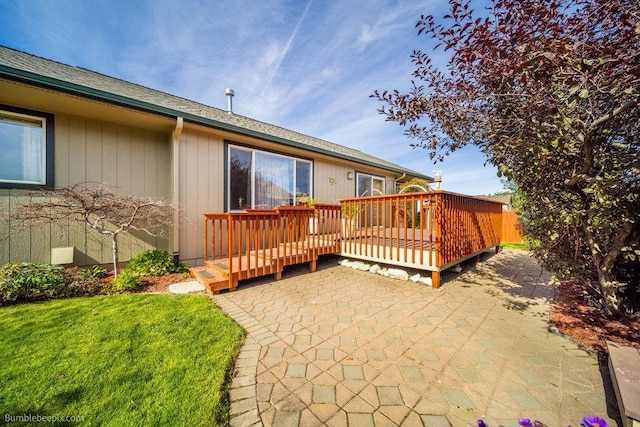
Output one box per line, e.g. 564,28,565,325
550,280,640,353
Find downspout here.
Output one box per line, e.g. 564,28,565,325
394,173,406,193
172,116,184,264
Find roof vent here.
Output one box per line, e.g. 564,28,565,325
225,88,234,114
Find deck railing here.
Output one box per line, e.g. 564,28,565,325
203,211,282,283
437,192,503,266
339,191,503,287
203,204,342,284
201,193,502,289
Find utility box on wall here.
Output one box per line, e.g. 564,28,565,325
51,247,74,265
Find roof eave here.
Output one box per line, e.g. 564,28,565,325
0,64,430,180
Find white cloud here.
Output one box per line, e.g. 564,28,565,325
357,24,376,47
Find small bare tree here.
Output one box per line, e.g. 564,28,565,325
5,184,177,277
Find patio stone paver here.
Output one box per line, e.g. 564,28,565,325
215,250,620,426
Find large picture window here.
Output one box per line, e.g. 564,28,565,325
0,106,53,188
228,145,312,210
356,172,385,197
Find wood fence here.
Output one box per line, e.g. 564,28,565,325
501,210,523,243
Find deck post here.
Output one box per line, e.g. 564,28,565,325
473,254,480,264
229,276,238,292
431,271,440,289
495,245,501,254
309,259,317,273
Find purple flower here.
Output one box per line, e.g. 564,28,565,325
581,415,607,427
477,420,487,427
518,419,533,426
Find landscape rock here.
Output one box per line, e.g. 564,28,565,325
420,277,433,286
387,268,409,281
357,262,371,271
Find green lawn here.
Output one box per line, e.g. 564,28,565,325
500,241,530,250
0,294,245,426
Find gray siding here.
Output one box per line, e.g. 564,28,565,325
0,113,172,266
177,129,225,265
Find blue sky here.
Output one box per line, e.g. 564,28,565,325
0,0,505,195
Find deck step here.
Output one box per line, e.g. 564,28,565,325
189,266,230,294
607,341,640,426
206,261,230,272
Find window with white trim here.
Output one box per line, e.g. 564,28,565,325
0,106,53,187
228,145,312,210
356,172,385,197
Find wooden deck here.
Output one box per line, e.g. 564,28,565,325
191,205,341,293
191,193,505,292
339,192,503,287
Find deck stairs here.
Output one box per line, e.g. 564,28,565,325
189,264,232,294
190,244,317,294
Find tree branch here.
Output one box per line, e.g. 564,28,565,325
589,99,638,131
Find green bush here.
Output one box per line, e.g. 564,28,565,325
63,268,109,297
127,250,188,276
79,265,109,280
112,269,144,292
0,263,66,303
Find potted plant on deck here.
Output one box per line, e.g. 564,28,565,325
341,202,361,239
298,197,320,234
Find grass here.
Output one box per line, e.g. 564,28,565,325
0,294,245,426
500,241,530,251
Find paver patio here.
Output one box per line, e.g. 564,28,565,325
213,250,619,426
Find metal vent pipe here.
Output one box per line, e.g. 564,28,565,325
225,88,234,114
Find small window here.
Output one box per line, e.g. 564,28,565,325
0,106,54,188
356,172,385,197
228,145,312,210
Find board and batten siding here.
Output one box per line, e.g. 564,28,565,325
177,128,225,266
0,113,172,266
313,158,397,203
174,129,402,265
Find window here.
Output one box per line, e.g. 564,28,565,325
228,145,312,210
0,106,53,188
356,172,385,197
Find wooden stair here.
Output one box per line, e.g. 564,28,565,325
189,265,233,294
191,244,320,294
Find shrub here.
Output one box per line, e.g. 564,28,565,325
112,269,144,292
127,250,188,276
0,263,65,303
63,268,109,297
79,265,109,280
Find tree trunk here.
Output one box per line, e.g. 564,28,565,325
594,221,636,314
111,234,119,278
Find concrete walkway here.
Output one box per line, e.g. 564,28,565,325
212,250,618,426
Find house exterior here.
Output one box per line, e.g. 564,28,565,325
0,46,431,267
482,194,513,211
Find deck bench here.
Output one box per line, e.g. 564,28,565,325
607,341,640,427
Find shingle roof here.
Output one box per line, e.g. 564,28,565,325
0,45,430,180
482,194,512,206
